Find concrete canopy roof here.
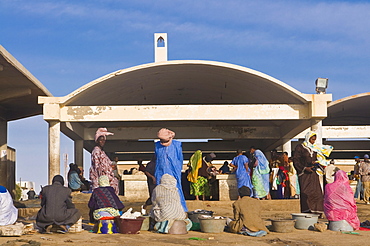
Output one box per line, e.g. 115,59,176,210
324,92,370,126
0,46,52,121
62,60,309,106
39,60,327,160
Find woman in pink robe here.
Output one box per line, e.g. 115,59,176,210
324,170,360,230
89,128,119,195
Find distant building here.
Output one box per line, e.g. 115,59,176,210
16,181,36,201
16,181,35,190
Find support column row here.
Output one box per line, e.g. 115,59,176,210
0,120,8,188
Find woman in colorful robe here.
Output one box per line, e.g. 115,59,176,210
293,131,333,214
90,128,119,195
324,170,360,230
250,147,270,199
154,128,187,211
187,150,212,201
88,175,124,223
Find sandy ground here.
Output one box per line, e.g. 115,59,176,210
1,194,370,246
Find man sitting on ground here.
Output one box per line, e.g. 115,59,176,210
36,175,81,233
228,186,269,237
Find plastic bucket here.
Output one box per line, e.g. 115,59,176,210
187,210,213,223
97,219,118,234
199,217,226,233
68,217,83,233
115,217,145,234
328,220,353,232
271,219,296,233
291,213,319,230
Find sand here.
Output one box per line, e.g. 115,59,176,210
1,193,369,246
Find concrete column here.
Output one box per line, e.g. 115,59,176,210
74,140,84,168
0,120,7,188
48,120,60,184
282,139,292,156
311,119,323,145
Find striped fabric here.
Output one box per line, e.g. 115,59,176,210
150,174,186,222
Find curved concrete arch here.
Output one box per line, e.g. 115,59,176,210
324,92,370,126
61,60,309,106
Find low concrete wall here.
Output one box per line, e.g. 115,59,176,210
216,174,238,200
121,175,149,201
18,207,39,218
121,174,239,201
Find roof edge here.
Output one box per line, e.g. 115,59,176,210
0,45,53,97
56,60,312,104
328,92,370,107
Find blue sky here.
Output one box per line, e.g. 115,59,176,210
1,0,369,192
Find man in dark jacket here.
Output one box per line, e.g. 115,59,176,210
36,175,81,233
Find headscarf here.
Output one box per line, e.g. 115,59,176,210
252,150,270,198
324,170,360,230
187,150,203,183
0,186,6,193
95,128,114,143
303,131,333,172
159,174,178,190
254,150,270,174
157,128,175,146
205,152,216,162
52,175,64,186
98,175,110,187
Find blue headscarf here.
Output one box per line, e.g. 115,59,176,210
254,149,270,174
0,185,7,193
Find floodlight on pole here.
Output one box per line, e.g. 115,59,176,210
315,78,328,94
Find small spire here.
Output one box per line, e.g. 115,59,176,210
154,33,168,62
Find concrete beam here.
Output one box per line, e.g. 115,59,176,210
57,104,309,122
84,126,281,140
87,139,277,154
62,122,85,140
292,140,370,151
266,120,312,150
295,126,370,139
0,88,31,102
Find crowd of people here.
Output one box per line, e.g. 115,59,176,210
0,128,365,235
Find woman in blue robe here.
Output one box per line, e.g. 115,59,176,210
250,147,270,199
230,149,253,197
154,128,188,212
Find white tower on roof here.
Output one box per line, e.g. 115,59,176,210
154,33,168,62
